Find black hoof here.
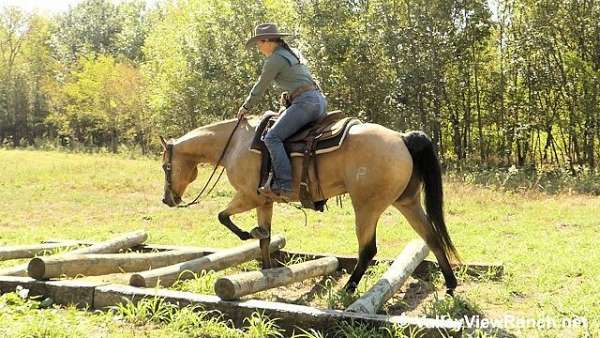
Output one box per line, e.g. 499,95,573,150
238,231,251,241
344,281,357,294
446,288,455,297
250,227,269,240
261,260,272,270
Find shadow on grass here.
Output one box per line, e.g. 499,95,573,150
269,274,337,305
386,278,436,314
269,273,359,309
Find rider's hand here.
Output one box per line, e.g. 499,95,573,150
237,105,249,119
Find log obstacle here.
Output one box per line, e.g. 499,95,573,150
28,250,207,279
215,256,339,300
129,235,286,288
0,234,505,337
43,239,505,280
346,240,429,314
0,242,82,261
0,276,463,337
42,239,504,280
0,230,148,277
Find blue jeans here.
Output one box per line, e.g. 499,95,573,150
263,90,327,191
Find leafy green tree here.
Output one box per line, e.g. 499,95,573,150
0,8,55,146
1,0,599,170
46,55,148,152
51,0,150,63
143,0,297,136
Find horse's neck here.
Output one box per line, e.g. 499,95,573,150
175,119,241,165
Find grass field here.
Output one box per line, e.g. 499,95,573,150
0,148,598,337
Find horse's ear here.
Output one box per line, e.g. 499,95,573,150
159,136,167,150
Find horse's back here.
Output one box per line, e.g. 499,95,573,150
345,122,411,161
314,122,414,202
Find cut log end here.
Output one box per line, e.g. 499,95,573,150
214,278,237,300
27,258,46,280
129,274,146,287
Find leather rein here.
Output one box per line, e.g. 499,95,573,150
163,118,243,208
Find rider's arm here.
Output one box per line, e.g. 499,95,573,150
242,54,286,110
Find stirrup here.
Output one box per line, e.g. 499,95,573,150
258,185,293,202
258,185,278,200
258,174,274,196
258,175,293,202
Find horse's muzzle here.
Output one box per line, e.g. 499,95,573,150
162,193,181,207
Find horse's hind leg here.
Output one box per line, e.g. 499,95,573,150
393,197,457,294
344,203,386,293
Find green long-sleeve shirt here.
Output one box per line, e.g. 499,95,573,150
243,47,315,109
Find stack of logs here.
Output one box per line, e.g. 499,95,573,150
0,231,431,313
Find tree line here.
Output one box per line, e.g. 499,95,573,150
1,0,599,171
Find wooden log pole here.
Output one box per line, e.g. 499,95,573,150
0,243,82,261
346,240,429,314
92,283,463,337
0,276,103,308
0,276,463,336
0,230,148,277
71,230,149,255
28,250,208,280
215,256,339,300
129,235,286,288
42,240,504,280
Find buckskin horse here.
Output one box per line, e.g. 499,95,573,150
160,115,460,294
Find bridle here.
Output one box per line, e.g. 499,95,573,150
163,117,243,208
162,142,175,197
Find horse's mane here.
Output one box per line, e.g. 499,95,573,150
175,117,258,144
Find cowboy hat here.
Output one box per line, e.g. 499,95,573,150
245,23,291,49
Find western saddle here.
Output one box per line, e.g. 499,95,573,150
250,110,361,211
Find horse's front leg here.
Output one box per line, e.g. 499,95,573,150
255,203,274,269
218,192,261,241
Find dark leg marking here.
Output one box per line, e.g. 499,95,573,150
218,212,251,241
344,238,377,293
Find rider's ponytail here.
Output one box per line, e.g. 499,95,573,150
276,38,301,64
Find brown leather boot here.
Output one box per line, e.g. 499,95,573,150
258,185,293,202
275,189,294,202
258,185,277,200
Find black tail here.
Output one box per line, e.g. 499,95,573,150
402,131,460,263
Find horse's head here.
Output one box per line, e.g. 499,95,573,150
160,136,198,207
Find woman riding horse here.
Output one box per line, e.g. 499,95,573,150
237,23,327,202
159,24,460,295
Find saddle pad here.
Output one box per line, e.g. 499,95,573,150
249,114,361,157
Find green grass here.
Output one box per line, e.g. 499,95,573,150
0,148,598,337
